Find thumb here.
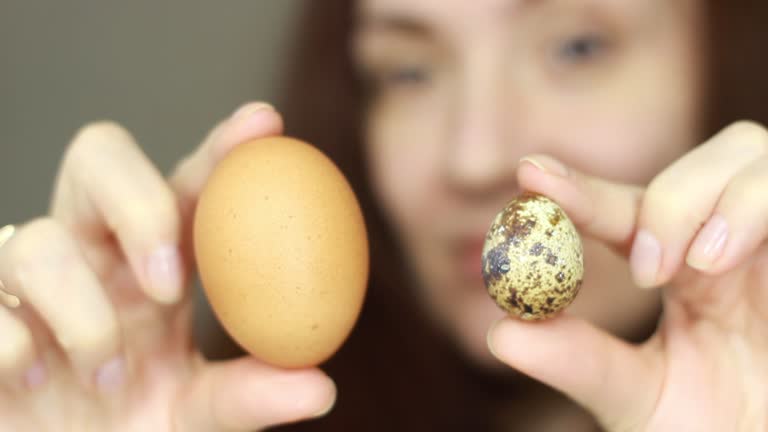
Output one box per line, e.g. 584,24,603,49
175,356,336,432
487,315,662,430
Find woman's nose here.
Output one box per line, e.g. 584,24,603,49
442,77,522,194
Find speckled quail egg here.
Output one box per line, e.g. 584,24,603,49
482,193,584,320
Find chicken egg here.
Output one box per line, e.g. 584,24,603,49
194,136,369,368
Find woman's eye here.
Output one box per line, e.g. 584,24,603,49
359,63,432,98
555,34,609,64
379,65,430,87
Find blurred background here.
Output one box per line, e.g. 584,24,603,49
1,0,303,223
1,0,304,355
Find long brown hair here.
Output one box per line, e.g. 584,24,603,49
270,1,768,430
273,1,492,430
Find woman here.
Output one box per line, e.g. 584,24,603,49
0,0,767,430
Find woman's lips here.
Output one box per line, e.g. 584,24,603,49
459,237,486,281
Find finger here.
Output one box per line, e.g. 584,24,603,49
175,356,335,432
687,153,768,274
516,122,768,289
631,121,767,287
170,102,283,272
0,225,21,308
0,288,20,309
487,314,661,430
52,122,184,304
0,306,39,389
516,155,643,255
170,102,283,214
0,218,123,392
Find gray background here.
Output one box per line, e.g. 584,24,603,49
1,1,304,355
1,0,303,223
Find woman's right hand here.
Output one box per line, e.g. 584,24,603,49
0,103,336,432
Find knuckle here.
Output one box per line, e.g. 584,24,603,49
724,120,768,153
0,325,33,372
726,175,763,205
643,178,668,209
170,121,227,194
56,317,119,354
65,121,136,168
73,121,132,147
642,180,694,226
58,321,119,357
116,185,180,236
10,218,74,272
171,153,194,179
153,182,180,216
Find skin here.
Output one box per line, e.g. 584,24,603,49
1,1,767,431
356,0,701,366
0,105,336,431
357,0,768,430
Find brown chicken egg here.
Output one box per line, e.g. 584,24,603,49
194,136,369,368
482,193,583,320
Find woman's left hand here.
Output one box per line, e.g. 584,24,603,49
488,120,768,431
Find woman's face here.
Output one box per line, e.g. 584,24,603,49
354,0,703,366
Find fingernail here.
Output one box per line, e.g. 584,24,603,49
630,229,662,288
146,245,183,304
280,374,337,419
95,357,124,393
0,283,20,308
486,319,504,359
24,361,47,390
313,389,337,418
518,156,569,177
231,102,275,120
687,214,729,271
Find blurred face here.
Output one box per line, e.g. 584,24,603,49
354,0,703,366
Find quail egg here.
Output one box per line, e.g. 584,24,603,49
482,194,584,320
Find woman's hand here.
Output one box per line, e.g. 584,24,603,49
0,103,336,432
488,121,768,430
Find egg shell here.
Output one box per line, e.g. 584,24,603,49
194,137,369,368
482,194,583,320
